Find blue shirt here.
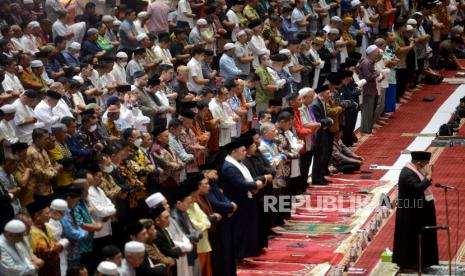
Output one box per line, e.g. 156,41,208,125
280,16,299,41
63,51,80,68
219,54,243,79
74,200,94,253
60,209,87,261
81,39,102,57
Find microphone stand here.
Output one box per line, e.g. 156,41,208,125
418,226,451,276
444,188,452,276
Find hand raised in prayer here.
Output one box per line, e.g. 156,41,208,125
32,257,44,268
213,213,222,221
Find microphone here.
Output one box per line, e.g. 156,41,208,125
423,225,449,230
435,183,456,190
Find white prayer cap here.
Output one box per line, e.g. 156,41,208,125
298,87,314,97
69,42,81,50
197,19,208,26
72,75,84,84
407,19,417,25
329,28,340,34
136,33,148,42
125,241,145,253
0,104,15,114
452,25,464,33
97,261,119,275
102,15,114,22
113,19,122,26
23,0,33,3
50,199,68,211
366,45,379,55
237,30,246,37
4,219,26,233
414,12,423,17
405,25,414,31
145,192,166,208
30,60,43,68
279,49,291,56
116,51,128,59
138,11,149,18
224,43,236,51
351,0,361,7
330,16,343,23
28,21,40,28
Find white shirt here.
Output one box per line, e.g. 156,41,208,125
134,19,148,34
111,63,128,84
0,120,19,146
53,99,74,119
2,72,24,93
52,19,69,40
34,100,61,131
291,8,306,32
118,259,136,276
177,0,194,28
71,92,86,108
234,41,251,75
68,22,87,45
209,98,235,146
226,9,240,41
12,98,40,144
20,34,39,55
249,35,270,68
186,57,204,93
87,185,116,239
289,53,302,83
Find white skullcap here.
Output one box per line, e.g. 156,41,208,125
351,0,361,7
138,11,149,18
30,60,43,68
224,43,236,50
50,199,68,211
136,33,148,42
0,104,15,114
197,19,208,26
407,19,417,25
116,51,128,59
102,15,114,22
28,21,40,28
72,75,84,84
405,25,414,31
4,219,26,233
125,241,145,253
145,192,166,208
69,42,81,50
452,25,464,33
298,87,313,97
237,30,246,37
414,12,423,17
366,45,379,55
97,261,119,275
113,19,122,26
23,0,33,3
329,28,340,34
279,49,291,56
330,16,343,23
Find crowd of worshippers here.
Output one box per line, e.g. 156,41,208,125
0,0,464,275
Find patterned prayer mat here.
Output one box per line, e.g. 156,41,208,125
281,223,353,234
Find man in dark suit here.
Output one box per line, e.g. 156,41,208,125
311,85,334,185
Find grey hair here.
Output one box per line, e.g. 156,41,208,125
374,38,386,47
260,122,275,136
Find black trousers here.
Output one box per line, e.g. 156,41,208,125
312,130,330,183
298,150,313,193
343,109,358,147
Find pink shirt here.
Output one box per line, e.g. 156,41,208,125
147,0,170,33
